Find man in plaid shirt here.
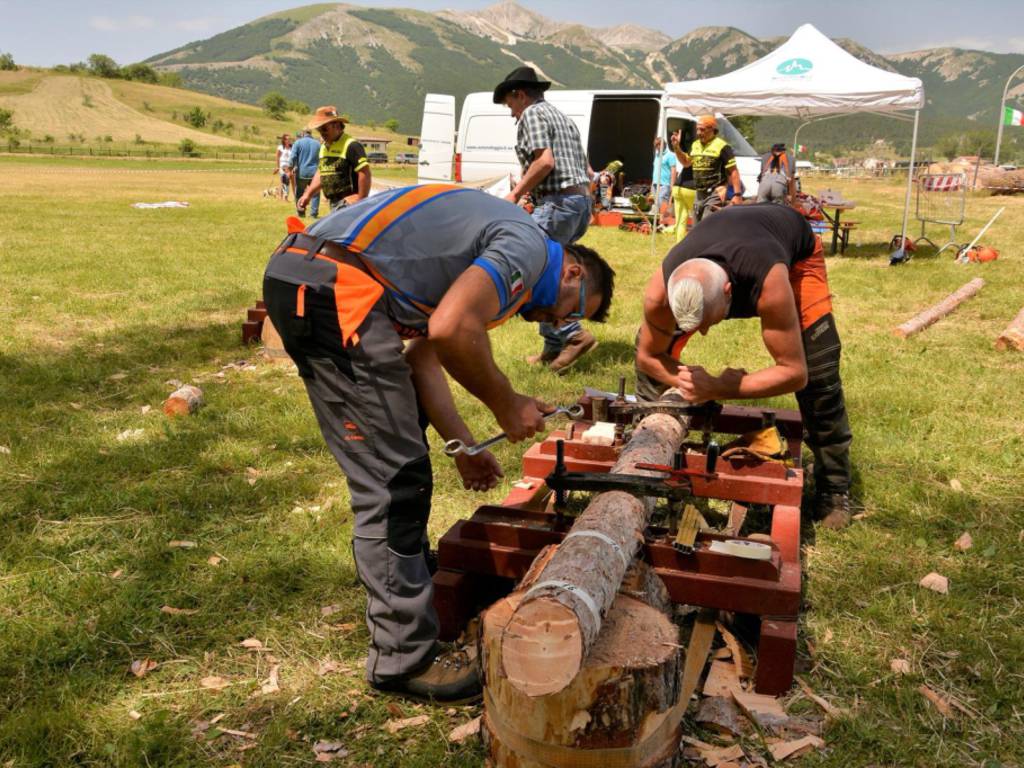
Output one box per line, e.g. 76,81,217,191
494,66,597,374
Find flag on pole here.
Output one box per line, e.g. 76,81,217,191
1004,107,1024,126
797,144,808,152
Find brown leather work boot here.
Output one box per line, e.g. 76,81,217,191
814,492,851,530
525,347,560,366
548,329,598,376
369,643,481,704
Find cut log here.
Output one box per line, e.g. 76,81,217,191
482,589,683,768
163,385,203,417
500,413,689,697
995,307,1024,351
893,278,985,339
260,315,292,363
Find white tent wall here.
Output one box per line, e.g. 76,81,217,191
662,23,925,257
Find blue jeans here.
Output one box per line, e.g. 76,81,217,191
531,192,593,351
295,176,321,218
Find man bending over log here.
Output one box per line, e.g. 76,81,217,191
263,184,615,703
635,203,852,529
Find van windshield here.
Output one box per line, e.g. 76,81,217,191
716,120,757,157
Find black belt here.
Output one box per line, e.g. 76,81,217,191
539,183,589,199
277,231,349,263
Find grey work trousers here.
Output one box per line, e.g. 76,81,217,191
263,256,438,684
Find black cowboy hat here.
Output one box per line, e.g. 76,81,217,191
492,66,551,104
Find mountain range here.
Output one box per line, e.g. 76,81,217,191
145,1,1024,154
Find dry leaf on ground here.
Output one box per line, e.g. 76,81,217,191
313,740,349,762
890,658,911,675
954,532,973,551
168,540,197,549
252,665,280,697
128,710,142,720
386,702,404,718
240,638,265,651
769,735,825,761
448,716,481,743
320,604,343,617
220,728,257,739
201,676,230,691
0,445,11,455
919,572,949,594
795,676,846,718
109,569,123,579
326,622,356,633
160,605,199,616
949,478,964,492
918,684,953,717
140,405,151,415
208,554,224,566
383,714,430,734
116,429,144,442
130,658,158,678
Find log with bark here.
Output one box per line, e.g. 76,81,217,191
893,278,985,339
995,307,1024,351
163,385,203,417
500,413,689,697
481,560,685,768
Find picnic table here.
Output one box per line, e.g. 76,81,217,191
816,192,857,255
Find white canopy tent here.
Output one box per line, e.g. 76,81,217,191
662,23,925,260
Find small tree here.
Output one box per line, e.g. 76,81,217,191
0,52,16,71
158,71,183,88
261,91,289,120
134,133,144,145
87,53,121,79
383,118,399,133
184,106,207,128
0,108,13,131
121,63,158,84
179,138,196,155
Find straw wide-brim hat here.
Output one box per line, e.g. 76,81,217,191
307,105,347,131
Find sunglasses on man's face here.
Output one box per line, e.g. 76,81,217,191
565,280,587,320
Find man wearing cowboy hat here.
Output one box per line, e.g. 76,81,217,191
494,66,597,375
297,106,371,214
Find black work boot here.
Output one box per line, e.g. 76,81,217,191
814,492,851,530
370,643,481,704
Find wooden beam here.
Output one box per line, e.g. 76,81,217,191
893,278,985,339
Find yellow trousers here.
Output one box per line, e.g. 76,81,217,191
672,186,696,243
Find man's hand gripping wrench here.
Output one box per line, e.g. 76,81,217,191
443,405,585,457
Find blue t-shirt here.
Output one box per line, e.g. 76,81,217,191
290,136,321,178
653,150,675,186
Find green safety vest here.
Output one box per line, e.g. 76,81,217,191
689,136,736,194
319,134,368,202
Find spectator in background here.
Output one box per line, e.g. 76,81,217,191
298,106,371,213
669,133,696,242
595,158,624,210
291,130,322,219
494,66,596,375
672,116,742,223
651,137,676,228
276,134,293,201
757,143,795,204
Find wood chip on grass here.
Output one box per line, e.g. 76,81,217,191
448,716,481,743
919,572,949,594
383,714,430,734
769,735,825,761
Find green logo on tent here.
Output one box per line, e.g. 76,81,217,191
776,58,813,76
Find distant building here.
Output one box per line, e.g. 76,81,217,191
356,136,393,153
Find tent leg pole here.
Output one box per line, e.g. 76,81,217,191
898,110,920,254
652,103,667,259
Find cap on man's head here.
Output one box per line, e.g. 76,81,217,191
696,115,717,130
307,106,347,131
493,66,551,104
771,142,786,152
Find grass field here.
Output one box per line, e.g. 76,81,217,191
0,157,1022,767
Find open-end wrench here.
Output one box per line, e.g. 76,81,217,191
443,404,585,457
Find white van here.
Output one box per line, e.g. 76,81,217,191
418,90,760,196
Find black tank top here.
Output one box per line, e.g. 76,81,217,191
661,204,816,319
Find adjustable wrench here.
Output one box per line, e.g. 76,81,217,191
443,404,584,457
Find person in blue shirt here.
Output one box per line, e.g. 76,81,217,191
290,130,323,219
652,137,676,229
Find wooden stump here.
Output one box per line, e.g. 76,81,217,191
893,278,985,339
163,385,203,417
501,413,689,697
995,307,1024,351
482,587,683,768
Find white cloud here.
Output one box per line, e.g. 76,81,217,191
173,17,223,33
89,15,156,32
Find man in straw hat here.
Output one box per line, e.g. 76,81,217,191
635,203,853,529
494,66,598,375
671,115,743,223
264,184,616,702
297,106,371,214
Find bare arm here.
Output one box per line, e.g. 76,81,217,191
635,269,685,389
728,165,743,202
346,165,372,203
299,170,322,205
506,148,555,203
428,266,548,441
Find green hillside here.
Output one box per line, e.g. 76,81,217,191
140,1,1024,158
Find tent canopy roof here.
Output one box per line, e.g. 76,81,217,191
663,24,924,118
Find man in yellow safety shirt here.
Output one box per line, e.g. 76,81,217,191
672,115,743,223
297,105,372,213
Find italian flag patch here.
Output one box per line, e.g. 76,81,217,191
1004,107,1024,126
510,269,525,298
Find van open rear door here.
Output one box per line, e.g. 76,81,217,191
418,94,455,183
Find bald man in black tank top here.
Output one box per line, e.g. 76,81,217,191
635,204,853,529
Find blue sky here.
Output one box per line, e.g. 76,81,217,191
2,0,1023,67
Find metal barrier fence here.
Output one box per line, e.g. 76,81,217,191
914,173,966,254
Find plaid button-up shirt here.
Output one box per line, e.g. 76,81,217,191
515,99,590,197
